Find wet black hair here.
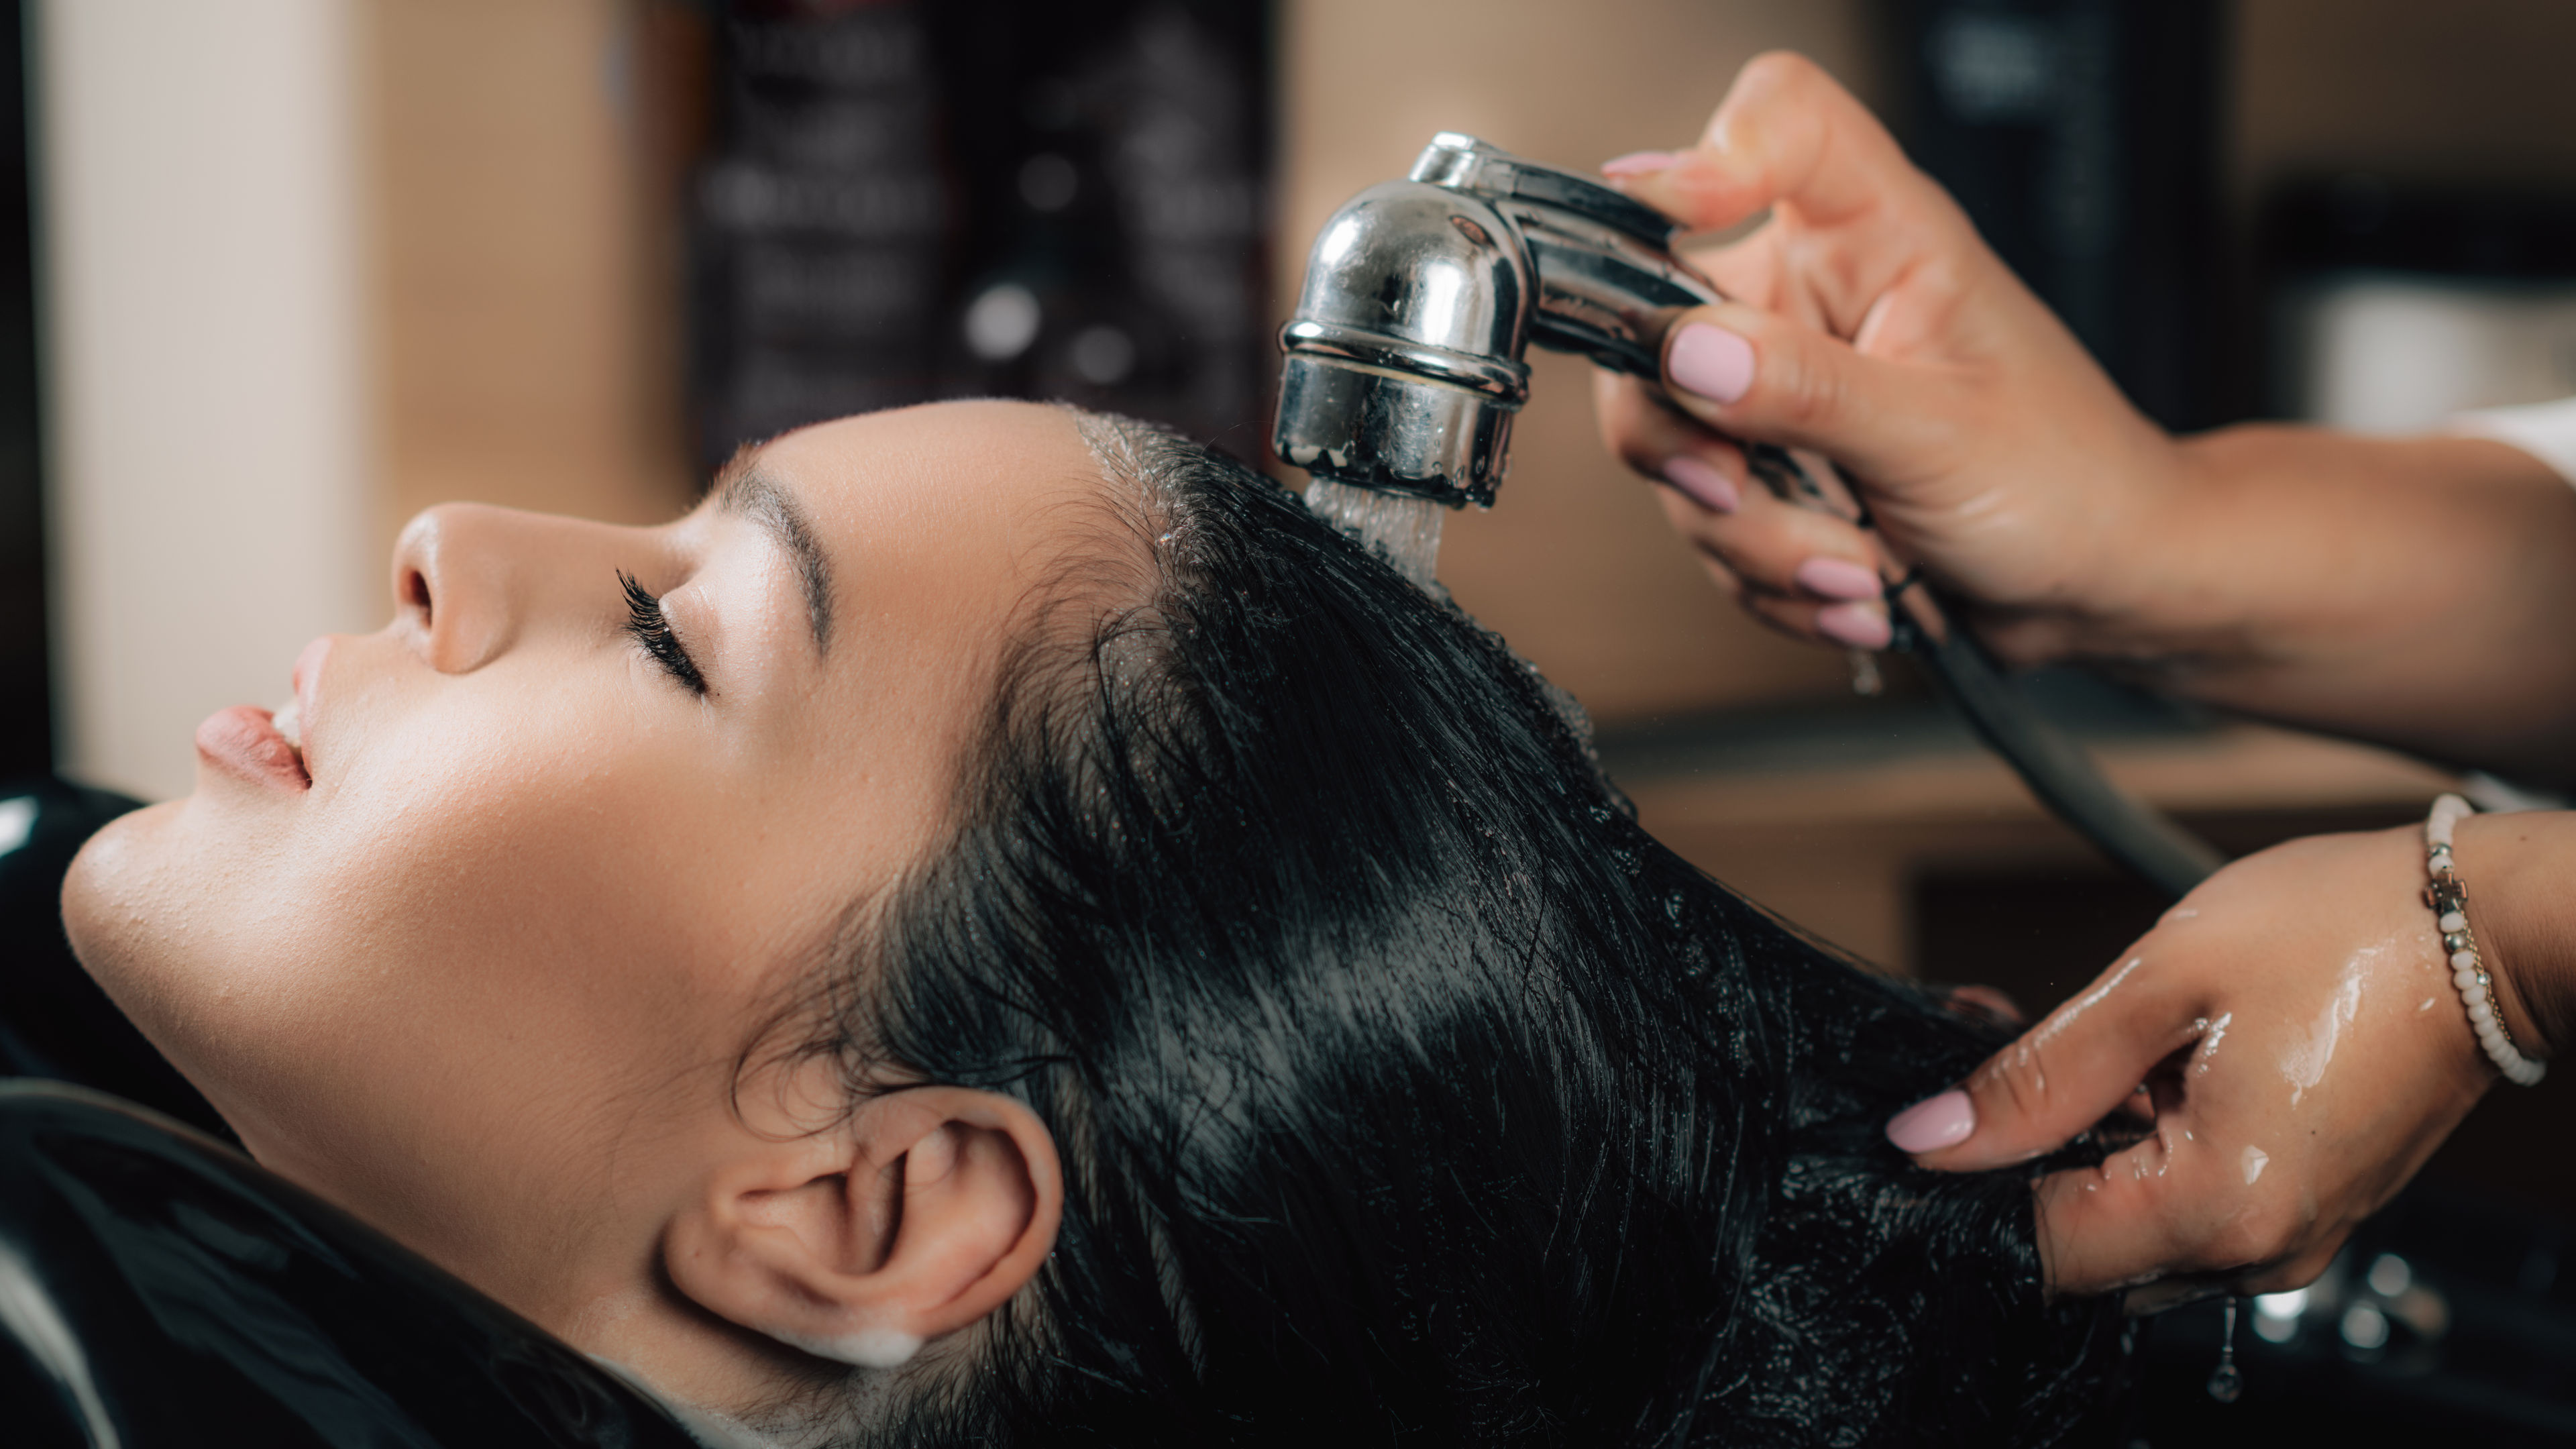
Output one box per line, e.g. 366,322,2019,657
782,414,2119,1445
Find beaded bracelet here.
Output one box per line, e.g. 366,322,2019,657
2424,793,2547,1086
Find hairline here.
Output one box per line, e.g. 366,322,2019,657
729,407,1184,1113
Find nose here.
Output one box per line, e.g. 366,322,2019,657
390,502,623,674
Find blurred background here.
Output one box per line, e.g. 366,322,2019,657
6,0,2576,1436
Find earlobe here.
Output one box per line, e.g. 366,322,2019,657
772,1324,926,1371
663,1086,1063,1372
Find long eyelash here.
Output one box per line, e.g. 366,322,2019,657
619,570,707,696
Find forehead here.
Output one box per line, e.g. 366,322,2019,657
753,399,1108,547
755,399,1118,637
741,397,1120,733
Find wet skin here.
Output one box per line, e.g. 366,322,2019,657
1933,824,2512,1301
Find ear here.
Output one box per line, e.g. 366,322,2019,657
664,1086,1061,1370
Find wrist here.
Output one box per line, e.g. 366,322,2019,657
2027,427,2219,667
1960,421,2198,669
2454,810,2576,1060
2047,423,2389,676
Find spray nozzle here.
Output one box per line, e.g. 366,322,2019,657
1274,133,1707,512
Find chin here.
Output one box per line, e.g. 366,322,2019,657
60,800,242,1087
60,799,180,977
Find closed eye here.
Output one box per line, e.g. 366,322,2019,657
619,571,707,696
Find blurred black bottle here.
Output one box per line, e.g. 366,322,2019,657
692,0,957,469
936,3,1271,457
1875,0,2228,429
690,1,1273,472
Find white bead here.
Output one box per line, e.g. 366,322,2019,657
2455,970,2481,993
2471,1002,2495,1025
2453,949,2479,970
2466,981,2490,1008
2439,911,2467,932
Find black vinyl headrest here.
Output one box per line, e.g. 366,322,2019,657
0,1081,704,1448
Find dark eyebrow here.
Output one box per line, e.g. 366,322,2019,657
710,449,835,656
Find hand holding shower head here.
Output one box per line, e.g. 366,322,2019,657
1273,134,2222,897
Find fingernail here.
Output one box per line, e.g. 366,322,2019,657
1669,323,1755,405
1600,150,1680,178
1660,455,1739,513
1794,556,1882,601
1886,1089,1975,1153
1816,601,1892,650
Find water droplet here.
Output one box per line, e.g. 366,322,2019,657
2206,1294,2244,1403
2204,1362,2242,1403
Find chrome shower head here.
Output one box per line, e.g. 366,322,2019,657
1274,132,1721,509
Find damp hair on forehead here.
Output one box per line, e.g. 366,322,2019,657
746,411,2123,1446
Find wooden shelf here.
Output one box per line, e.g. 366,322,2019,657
1629,722,2456,833
1621,722,2457,971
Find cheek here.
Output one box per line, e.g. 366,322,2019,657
100,666,797,1187
275,678,769,1083
315,688,689,969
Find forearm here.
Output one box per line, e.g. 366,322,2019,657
2064,425,2576,783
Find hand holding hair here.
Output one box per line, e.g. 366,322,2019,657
1891,812,2575,1304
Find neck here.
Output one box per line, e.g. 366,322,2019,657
588,1354,795,1449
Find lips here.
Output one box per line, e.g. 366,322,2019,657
195,704,310,792
194,637,329,794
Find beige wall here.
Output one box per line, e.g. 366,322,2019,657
364,0,696,557
38,0,374,801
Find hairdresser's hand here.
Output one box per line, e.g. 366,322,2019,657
1591,52,2183,660
1888,815,2574,1304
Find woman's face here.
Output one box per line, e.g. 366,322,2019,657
64,400,1108,1316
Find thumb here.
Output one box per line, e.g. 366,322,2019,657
1658,301,1965,492
1891,957,2199,1173
1607,52,1972,244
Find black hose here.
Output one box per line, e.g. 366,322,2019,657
1915,625,2223,899
1747,441,2224,900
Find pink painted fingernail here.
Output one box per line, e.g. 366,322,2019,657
1669,323,1756,405
1815,601,1892,650
1600,150,1680,178
1660,455,1739,513
1794,556,1882,601
1887,1089,1976,1152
